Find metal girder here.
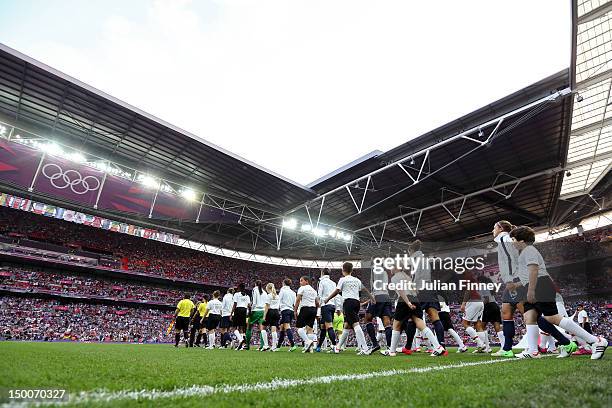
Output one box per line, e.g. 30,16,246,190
284,88,570,222
354,167,563,233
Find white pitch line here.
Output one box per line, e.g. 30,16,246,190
3,358,525,407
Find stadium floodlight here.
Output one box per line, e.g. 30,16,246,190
328,229,337,238
0,125,6,135
282,218,298,230
312,227,326,237
180,189,197,201
301,224,312,232
42,142,63,157
139,175,160,189
67,152,86,163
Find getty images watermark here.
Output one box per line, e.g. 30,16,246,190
370,253,503,292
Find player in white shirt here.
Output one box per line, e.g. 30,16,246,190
325,262,375,355
571,304,594,355
205,290,223,349
231,283,250,350
220,288,235,348
316,268,338,352
277,278,297,351
381,267,445,357
295,275,320,353
245,280,267,351
510,226,607,359
438,297,467,352
263,283,281,351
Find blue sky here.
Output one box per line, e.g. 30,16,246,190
0,0,570,185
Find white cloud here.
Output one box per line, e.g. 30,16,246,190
8,0,570,185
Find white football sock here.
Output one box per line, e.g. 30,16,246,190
559,317,597,344
208,333,215,346
297,328,309,344
338,330,349,348
271,331,278,348
448,329,465,348
261,330,268,347
526,325,539,353
478,332,487,349
465,326,484,347
354,325,368,351
234,330,243,343
497,331,505,349
390,330,401,354
422,327,440,349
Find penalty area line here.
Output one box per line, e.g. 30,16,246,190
3,358,524,407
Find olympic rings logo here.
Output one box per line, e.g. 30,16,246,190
41,163,101,195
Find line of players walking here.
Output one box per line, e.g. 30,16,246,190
172,221,607,360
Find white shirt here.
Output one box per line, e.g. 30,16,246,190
278,285,297,311
440,301,450,313
391,270,416,300
337,275,362,300
334,294,343,310
263,293,280,310
233,292,250,309
251,287,267,311
411,250,431,288
206,299,223,315
495,232,519,283
517,245,549,285
317,275,337,306
577,310,589,324
221,293,234,317
371,269,390,297
297,284,317,307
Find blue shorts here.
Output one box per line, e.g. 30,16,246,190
320,304,335,324
219,316,231,329
501,285,526,304
280,309,293,324
366,300,393,318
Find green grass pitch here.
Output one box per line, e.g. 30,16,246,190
0,342,610,407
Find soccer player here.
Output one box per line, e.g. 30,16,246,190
316,268,338,352
438,296,467,352
325,262,375,355
294,275,320,353
189,294,206,347
245,280,267,351
364,264,393,354
263,282,281,351
277,278,297,351
231,283,250,350
460,272,487,352
205,290,223,349
333,307,344,349
411,240,447,354
572,304,593,355
174,293,195,348
478,278,503,353
492,220,524,357
510,226,607,359
220,288,235,348
381,267,445,357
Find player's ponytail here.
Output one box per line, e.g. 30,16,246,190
238,283,246,296
256,279,264,295
266,283,278,299
496,220,514,232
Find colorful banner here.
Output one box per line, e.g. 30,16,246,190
151,191,200,221
0,191,180,245
97,176,155,216
0,138,42,188
33,155,104,207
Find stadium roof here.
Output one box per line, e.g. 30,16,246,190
0,1,608,261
